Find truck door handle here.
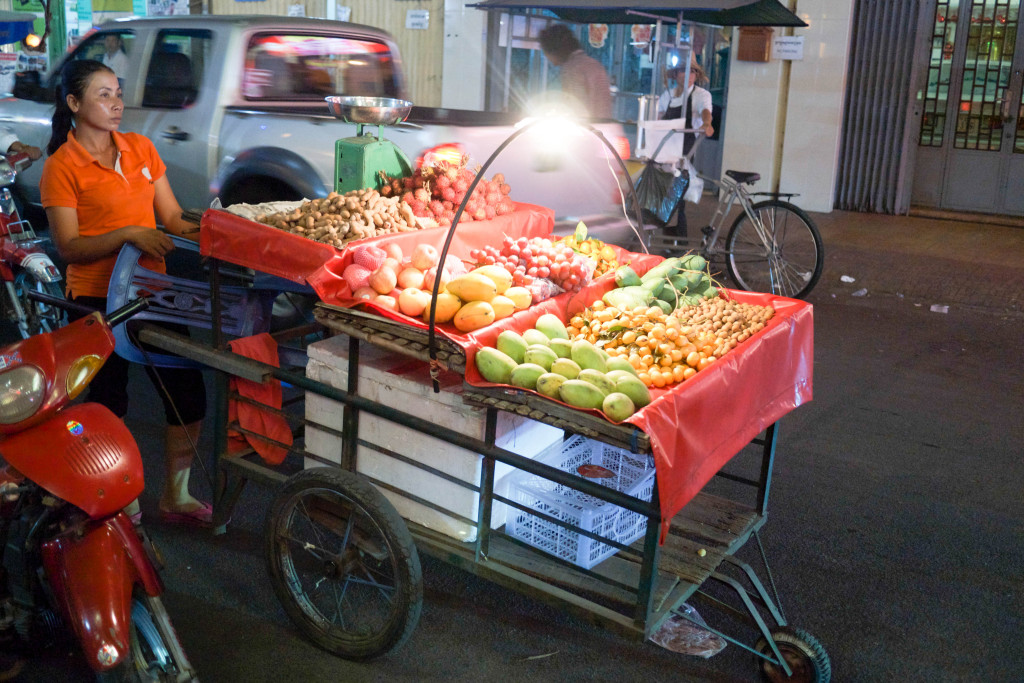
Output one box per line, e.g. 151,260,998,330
161,127,191,142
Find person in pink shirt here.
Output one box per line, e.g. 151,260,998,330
539,24,613,119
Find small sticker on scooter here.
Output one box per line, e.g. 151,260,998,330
66,420,84,436
0,351,22,370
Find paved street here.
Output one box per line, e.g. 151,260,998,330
5,208,1024,682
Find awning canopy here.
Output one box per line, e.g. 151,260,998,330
0,11,35,46
466,0,807,27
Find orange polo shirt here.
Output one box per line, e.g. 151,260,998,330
40,130,167,299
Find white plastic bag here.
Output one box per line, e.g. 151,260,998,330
682,157,704,204
649,603,727,658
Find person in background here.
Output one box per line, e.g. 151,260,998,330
658,62,714,237
538,24,613,119
659,62,714,152
0,128,42,164
39,60,212,527
102,34,129,84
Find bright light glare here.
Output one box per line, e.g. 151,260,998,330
669,53,679,67
515,114,584,173
24,34,42,49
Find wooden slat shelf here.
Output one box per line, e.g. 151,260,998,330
313,303,466,373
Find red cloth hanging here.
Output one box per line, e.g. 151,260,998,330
226,333,293,465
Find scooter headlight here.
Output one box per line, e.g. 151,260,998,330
0,365,46,424
67,355,105,400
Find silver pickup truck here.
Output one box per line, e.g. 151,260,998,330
2,15,632,232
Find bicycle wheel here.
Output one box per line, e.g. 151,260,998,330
725,200,823,299
265,467,422,660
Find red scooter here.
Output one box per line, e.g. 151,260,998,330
0,297,199,681
0,151,67,339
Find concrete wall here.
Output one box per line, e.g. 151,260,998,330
441,0,488,110
721,0,854,213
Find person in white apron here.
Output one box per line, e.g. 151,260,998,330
656,63,714,236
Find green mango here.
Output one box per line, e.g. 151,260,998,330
614,265,642,288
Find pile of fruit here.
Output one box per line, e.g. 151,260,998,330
604,254,718,313
343,242,532,330
469,235,595,300
255,189,421,247
475,313,651,422
380,156,514,228
567,297,774,389
553,222,619,278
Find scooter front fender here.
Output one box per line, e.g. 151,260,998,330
41,512,164,672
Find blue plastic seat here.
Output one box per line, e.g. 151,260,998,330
107,235,273,368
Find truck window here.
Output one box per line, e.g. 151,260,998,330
67,31,135,91
142,29,212,109
243,33,400,101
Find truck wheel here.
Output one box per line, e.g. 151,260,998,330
265,467,422,660
221,177,302,206
754,626,831,683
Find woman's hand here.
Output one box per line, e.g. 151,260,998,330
126,226,175,259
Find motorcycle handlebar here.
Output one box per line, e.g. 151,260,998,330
24,291,150,327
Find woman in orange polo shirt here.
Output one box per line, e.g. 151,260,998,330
40,60,211,527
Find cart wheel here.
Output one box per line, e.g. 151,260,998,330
265,467,422,660
754,626,831,683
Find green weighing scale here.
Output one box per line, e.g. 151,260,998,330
325,96,415,194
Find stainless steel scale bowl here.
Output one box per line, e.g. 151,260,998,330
325,96,413,127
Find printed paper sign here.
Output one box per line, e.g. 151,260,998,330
406,9,429,30
772,36,804,61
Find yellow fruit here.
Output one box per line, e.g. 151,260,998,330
424,291,463,324
504,286,533,310
536,372,567,399
453,300,495,332
446,272,498,303
490,295,515,320
471,265,513,294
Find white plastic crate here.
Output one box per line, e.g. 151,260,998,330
303,335,564,542
505,435,657,570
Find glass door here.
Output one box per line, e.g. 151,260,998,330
913,0,1024,215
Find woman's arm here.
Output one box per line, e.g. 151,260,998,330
152,175,198,241
45,206,175,264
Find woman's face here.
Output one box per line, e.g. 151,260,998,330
68,70,122,133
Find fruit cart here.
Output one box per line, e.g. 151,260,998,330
118,102,829,681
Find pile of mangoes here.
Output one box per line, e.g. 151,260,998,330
474,313,651,422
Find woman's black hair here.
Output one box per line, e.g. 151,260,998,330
47,60,115,155
538,24,582,62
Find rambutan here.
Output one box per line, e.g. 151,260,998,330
442,187,456,202
414,188,431,204
491,172,505,185
484,206,496,220
485,192,501,205
500,183,512,195
429,200,445,216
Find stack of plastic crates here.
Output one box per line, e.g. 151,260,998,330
505,435,656,570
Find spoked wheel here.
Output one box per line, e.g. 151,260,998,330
265,467,422,660
754,626,831,683
97,592,197,682
725,200,823,299
10,271,67,338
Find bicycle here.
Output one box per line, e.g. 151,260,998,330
633,129,824,300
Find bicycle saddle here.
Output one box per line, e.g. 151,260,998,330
725,170,761,185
